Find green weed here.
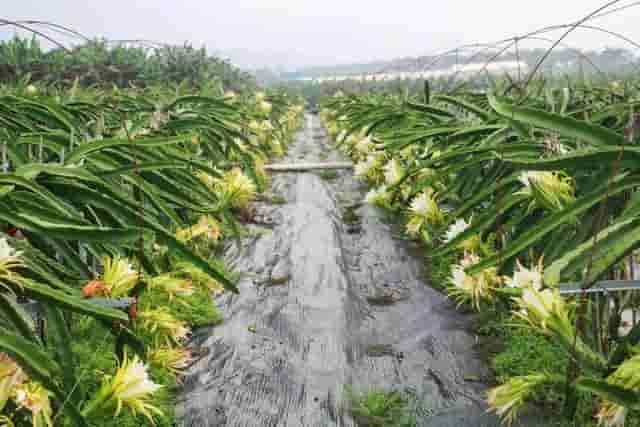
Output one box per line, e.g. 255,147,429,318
319,169,339,181
342,205,360,225
345,387,416,427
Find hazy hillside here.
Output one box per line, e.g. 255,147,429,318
282,47,638,80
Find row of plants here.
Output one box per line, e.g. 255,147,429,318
320,81,640,426
0,36,255,90
0,80,304,426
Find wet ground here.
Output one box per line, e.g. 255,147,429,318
178,115,535,426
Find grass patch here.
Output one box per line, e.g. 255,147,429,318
482,317,640,426
345,387,416,427
366,292,405,306
71,318,177,427
256,273,291,288
365,344,395,357
269,194,287,205
318,169,339,181
492,326,568,413
139,285,223,329
422,248,457,292
258,192,286,205
342,205,360,225
63,279,223,427
492,327,567,383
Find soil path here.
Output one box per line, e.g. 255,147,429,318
178,115,518,427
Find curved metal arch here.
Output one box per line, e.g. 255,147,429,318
447,35,608,88
6,20,91,42
374,0,640,80
521,0,625,87
105,39,171,50
0,18,70,52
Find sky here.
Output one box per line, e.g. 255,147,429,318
3,0,640,70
